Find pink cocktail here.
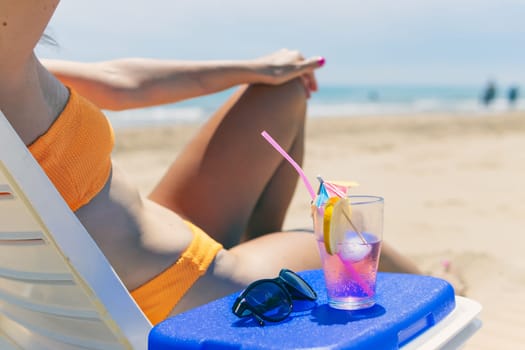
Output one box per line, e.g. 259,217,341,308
313,195,384,310
317,233,381,309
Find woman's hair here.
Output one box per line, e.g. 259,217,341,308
39,33,58,47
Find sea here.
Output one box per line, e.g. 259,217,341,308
105,85,524,129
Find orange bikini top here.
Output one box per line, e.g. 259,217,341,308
28,88,114,211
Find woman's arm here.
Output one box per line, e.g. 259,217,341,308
42,49,323,111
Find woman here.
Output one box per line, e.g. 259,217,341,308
1,1,421,325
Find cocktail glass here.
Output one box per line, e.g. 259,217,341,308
313,194,383,310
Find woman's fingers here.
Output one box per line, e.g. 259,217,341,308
256,50,324,90
298,56,323,92
305,71,318,92
299,56,325,71
300,75,311,98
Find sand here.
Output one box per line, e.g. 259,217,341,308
112,111,525,349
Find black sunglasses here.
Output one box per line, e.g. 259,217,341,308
232,269,317,325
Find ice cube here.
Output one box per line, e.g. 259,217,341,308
338,234,372,262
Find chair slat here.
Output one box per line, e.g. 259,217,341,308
1,304,123,349
0,184,13,200
0,276,93,310
0,231,44,241
0,314,125,350
0,240,74,275
0,289,99,320
0,268,72,283
0,188,41,232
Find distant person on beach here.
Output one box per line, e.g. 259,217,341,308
2,1,426,325
508,85,519,108
368,90,380,102
481,80,497,106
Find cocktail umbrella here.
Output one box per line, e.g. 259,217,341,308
322,179,359,199
314,179,330,207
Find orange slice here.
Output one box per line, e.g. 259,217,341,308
323,197,352,255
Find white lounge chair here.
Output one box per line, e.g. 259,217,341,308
0,111,151,349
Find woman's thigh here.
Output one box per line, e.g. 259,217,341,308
149,79,307,247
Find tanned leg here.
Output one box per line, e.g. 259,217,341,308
241,123,305,242
379,242,421,274
149,78,307,248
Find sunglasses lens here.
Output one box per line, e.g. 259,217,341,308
279,269,317,300
245,281,291,321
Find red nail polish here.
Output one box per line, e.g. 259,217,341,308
318,57,326,67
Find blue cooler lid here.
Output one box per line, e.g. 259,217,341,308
149,271,455,350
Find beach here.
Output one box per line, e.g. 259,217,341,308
112,111,525,349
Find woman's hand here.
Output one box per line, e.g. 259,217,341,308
252,49,325,98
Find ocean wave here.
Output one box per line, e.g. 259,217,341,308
106,106,206,129
104,86,524,129
308,98,523,117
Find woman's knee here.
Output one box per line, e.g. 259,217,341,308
268,77,308,109
245,78,308,122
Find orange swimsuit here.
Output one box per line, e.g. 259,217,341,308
131,221,222,324
28,88,223,325
28,88,114,211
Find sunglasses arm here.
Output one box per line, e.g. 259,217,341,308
253,313,265,326
232,298,247,315
232,299,266,326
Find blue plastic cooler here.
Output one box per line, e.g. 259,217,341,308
148,271,464,349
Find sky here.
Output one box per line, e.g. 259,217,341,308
37,0,525,86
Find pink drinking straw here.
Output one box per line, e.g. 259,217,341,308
261,130,373,296
261,131,316,200
338,257,374,296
